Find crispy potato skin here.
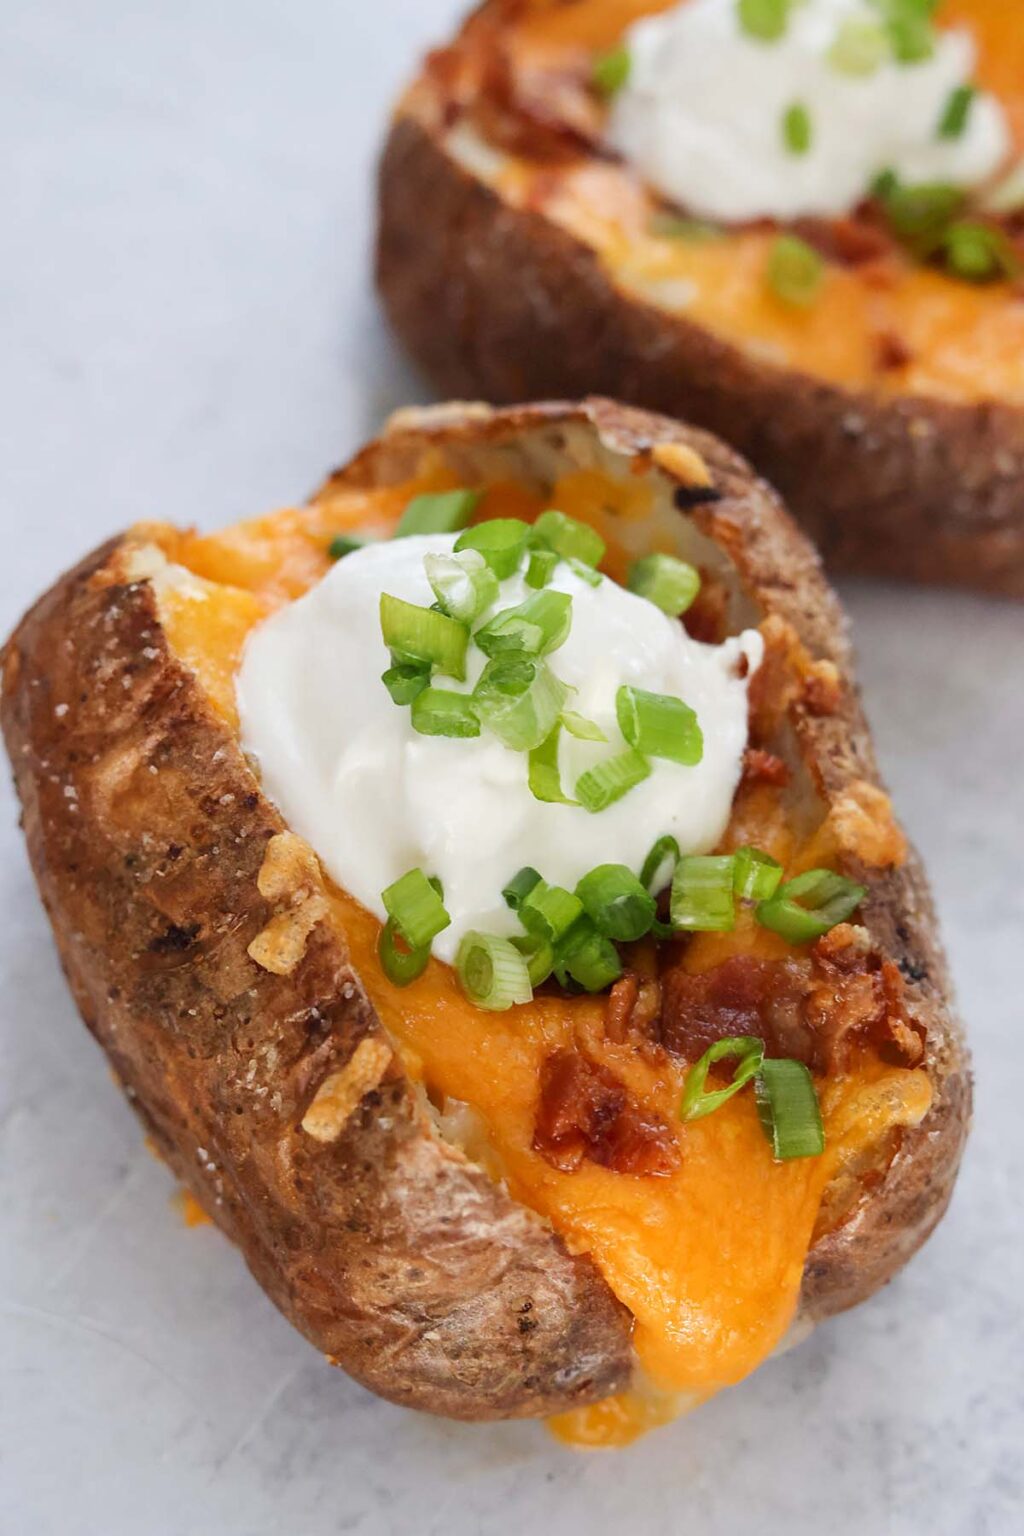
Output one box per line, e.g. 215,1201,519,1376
377,113,1024,597
2,401,969,1419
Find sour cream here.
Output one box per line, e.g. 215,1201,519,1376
608,0,1009,222
237,536,762,965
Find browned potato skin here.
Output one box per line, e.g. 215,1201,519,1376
2,400,970,1422
377,99,1024,598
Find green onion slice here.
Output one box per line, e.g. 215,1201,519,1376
381,868,450,951
474,589,573,658
456,931,533,1011
561,710,606,743
528,725,576,805
828,15,888,75
568,557,602,588
877,178,964,251
782,101,812,156
680,1035,765,1122
380,592,468,680
378,917,430,986
766,234,825,307
627,553,701,616
328,534,365,561
756,868,865,944
592,45,631,97
885,6,936,65
395,489,480,538
575,748,651,813
502,867,542,911
616,684,703,766
555,919,623,993
671,854,736,932
473,655,568,752
732,845,784,903
640,834,680,895
755,1058,825,1160
520,880,584,945
455,518,530,578
942,221,1021,282
381,660,431,706
738,0,791,44
576,863,656,942
424,549,499,624
531,509,606,569
410,687,481,738
938,83,975,139
511,932,555,989
525,548,558,589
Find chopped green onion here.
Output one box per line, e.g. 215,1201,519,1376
328,534,365,561
737,0,791,44
455,518,530,578
679,1035,765,1122
511,932,555,988
942,222,1021,283
732,845,784,903
575,748,651,814
525,548,558,588
381,867,450,951
395,489,481,538
502,867,542,911
380,593,468,680
616,685,703,766
456,931,533,1011
755,1058,825,1159
766,234,825,307
567,557,602,588
424,550,498,624
938,83,975,139
877,178,964,251
473,656,567,752
378,917,430,986
756,868,865,943
474,590,573,659
670,855,736,932
649,213,724,242
592,45,631,97
884,6,936,65
782,102,812,156
528,725,576,805
828,16,888,75
381,660,431,706
627,553,701,616
532,509,606,569
520,880,584,945
410,687,481,738
640,834,680,895
576,863,656,943
555,919,623,992
561,710,606,743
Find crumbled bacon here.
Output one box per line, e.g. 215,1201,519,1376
874,330,915,373
604,973,662,1043
809,925,925,1071
741,747,790,789
793,215,895,268
533,1049,679,1177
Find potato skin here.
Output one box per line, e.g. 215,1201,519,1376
2,400,970,1421
377,113,1024,598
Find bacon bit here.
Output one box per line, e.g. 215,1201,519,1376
808,925,924,1071
682,573,729,645
605,973,662,1043
660,954,816,1066
874,330,915,373
801,660,843,716
534,1050,679,1177
741,747,790,789
794,214,895,268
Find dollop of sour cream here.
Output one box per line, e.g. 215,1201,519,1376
237,536,762,965
608,0,1009,222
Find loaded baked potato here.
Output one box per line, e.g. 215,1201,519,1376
2,399,968,1446
378,0,1024,596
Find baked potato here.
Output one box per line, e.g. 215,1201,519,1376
1,398,968,1446
377,0,1024,597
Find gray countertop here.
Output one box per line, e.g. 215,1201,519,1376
1,3,1021,1533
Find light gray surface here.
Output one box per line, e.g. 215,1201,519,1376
1,3,1021,1533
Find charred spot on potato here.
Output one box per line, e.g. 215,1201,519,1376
673,483,722,510
148,921,201,955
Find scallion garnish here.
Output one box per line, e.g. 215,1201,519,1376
456,931,533,1011
455,518,530,577
883,1,936,65
555,919,623,992
381,660,431,706
938,83,975,140
378,917,430,986
576,863,656,942
942,222,1020,283
473,655,567,752
670,854,736,932
755,1058,825,1160
876,177,963,250
474,589,573,659
616,685,703,766
828,15,888,75
381,868,450,951
511,932,555,989
520,879,584,945
627,553,701,616
592,45,631,97
380,593,469,680
424,549,498,624
532,509,606,569
640,834,680,895
679,1036,765,1122
328,534,365,561
732,845,784,903
756,868,865,943
525,547,558,588
766,234,825,307
737,0,791,44
528,725,576,804
395,489,481,538
782,101,812,156
574,748,651,814
502,867,542,912
410,687,481,738
561,710,606,743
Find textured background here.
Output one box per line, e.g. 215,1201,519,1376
1,3,1021,1533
